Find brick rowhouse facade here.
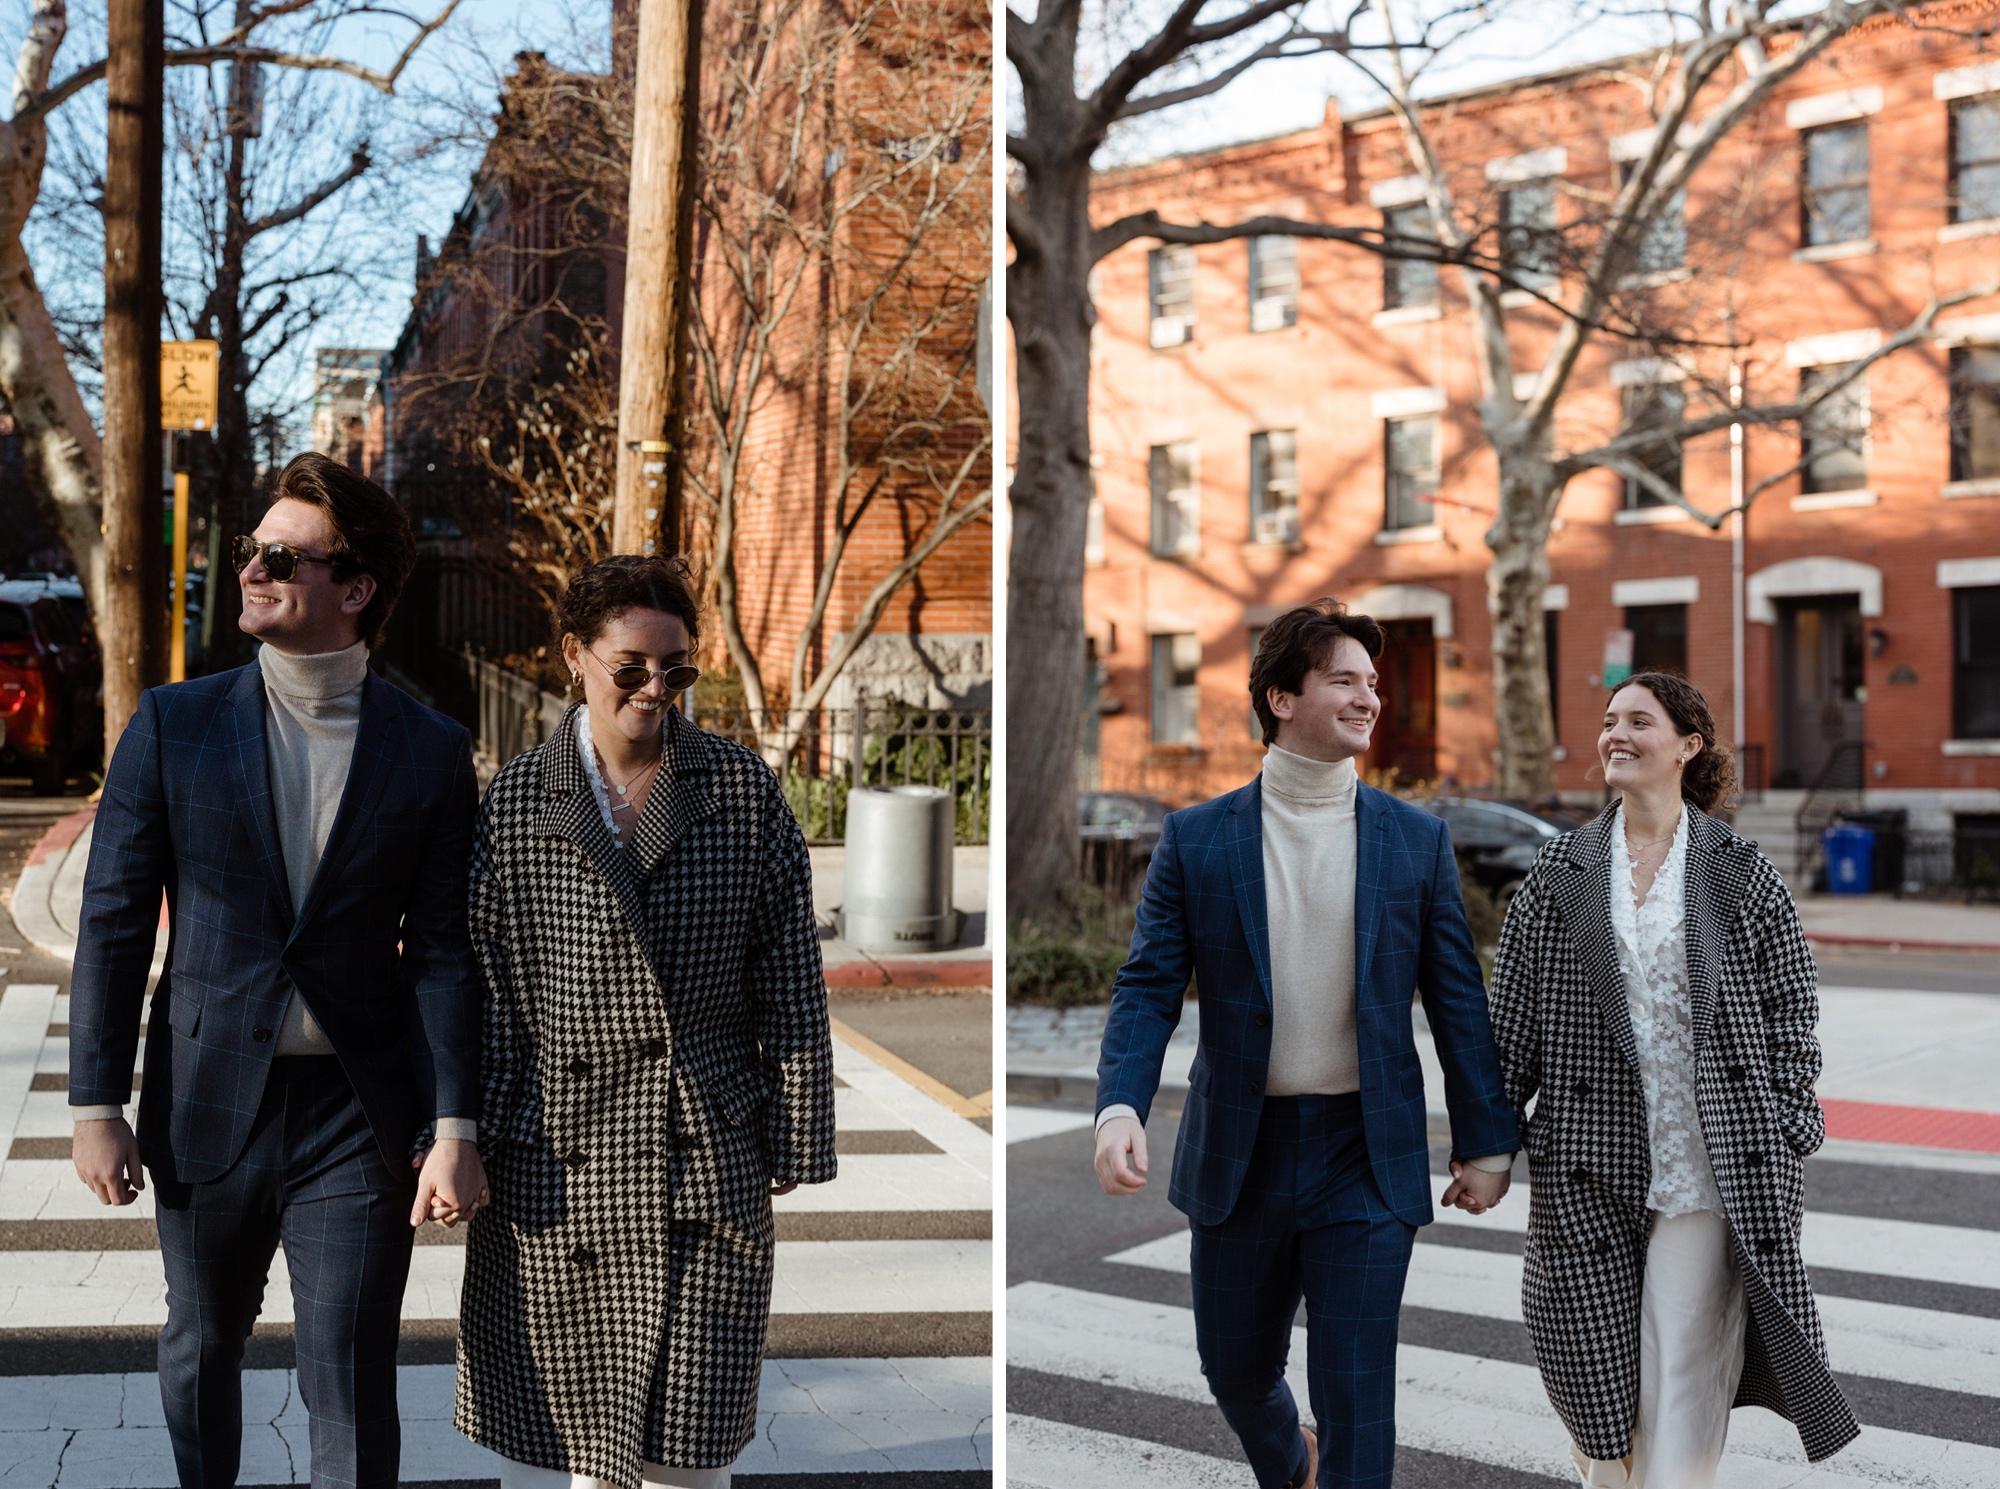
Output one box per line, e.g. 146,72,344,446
1081,1,2000,845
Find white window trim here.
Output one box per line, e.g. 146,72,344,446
1791,489,1878,512
1371,385,1447,418
1543,584,1570,611
1609,124,1697,162
1145,610,1203,635
1935,61,2000,101
1938,557,2000,589
1370,174,1429,208
1372,304,1442,327
1344,582,1455,637
1513,370,1546,401
1943,477,2000,499
1785,86,1884,130
1610,357,1688,387
1613,505,1687,526
1785,328,1883,367
1613,576,1699,607
1935,312,2000,348
1746,556,1883,622
1486,147,1568,184
1939,217,2000,244
1792,238,1878,264
1375,523,1443,546
1942,739,2000,757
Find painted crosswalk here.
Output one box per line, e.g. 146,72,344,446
0,981,992,1485
1007,1116,2000,1488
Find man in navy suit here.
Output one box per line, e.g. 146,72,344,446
69,453,485,1489
1094,599,1520,1489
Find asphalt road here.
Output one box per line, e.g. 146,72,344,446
829,986,994,1105
1006,948,2000,1486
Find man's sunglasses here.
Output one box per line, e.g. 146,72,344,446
231,536,338,583
589,649,700,693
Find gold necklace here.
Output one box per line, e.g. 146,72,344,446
600,751,661,802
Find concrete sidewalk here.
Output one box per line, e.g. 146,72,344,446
1794,892,2000,951
19,806,991,986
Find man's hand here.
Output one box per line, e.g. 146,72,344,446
412,1138,489,1228
1440,1159,1511,1216
771,1180,799,1196
74,1117,145,1206
1094,1115,1149,1196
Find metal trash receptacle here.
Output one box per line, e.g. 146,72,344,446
1823,825,1875,896
837,786,960,952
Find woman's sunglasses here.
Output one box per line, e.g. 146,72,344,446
231,536,338,584
589,650,700,693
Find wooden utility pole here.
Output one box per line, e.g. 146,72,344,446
102,0,167,763
613,0,699,557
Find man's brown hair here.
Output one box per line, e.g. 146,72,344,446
269,452,418,649
1248,598,1386,746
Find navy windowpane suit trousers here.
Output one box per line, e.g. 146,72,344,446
153,1057,417,1489
1190,1093,1417,1489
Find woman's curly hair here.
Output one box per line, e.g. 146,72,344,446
556,554,701,650
1609,670,1738,815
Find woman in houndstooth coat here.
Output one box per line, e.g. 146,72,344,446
450,557,837,1489
1488,672,1857,1489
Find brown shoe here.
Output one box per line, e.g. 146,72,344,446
1293,1425,1318,1489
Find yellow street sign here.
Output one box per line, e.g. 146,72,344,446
160,341,219,431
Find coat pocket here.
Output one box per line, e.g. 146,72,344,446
164,977,205,1038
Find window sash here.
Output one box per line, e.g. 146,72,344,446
1803,124,1871,245
1953,99,2000,223
1152,632,1202,745
1500,180,1559,288
1149,247,1195,344
1800,366,1870,492
1618,161,1686,272
1950,345,2000,483
1954,587,2000,739
1621,383,1686,507
1149,441,1201,556
1248,236,1299,329
1384,417,1439,529
1382,205,1440,309
1249,430,1300,542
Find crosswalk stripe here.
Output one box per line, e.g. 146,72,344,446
1009,1279,2000,1485
1006,1414,1244,1488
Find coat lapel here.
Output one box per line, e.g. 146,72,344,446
293,671,395,931
629,708,721,878
1545,803,1644,1076
536,704,654,931
1681,808,1753,1049
1225,777,1274,1011
226,662,293,926
1352,785,1390,1004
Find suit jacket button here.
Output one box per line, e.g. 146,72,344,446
1727,1065,1747,1082
1571,1165,1590,1185
643,1038,668,1059
568,1057,593,1079
252,1027,271,1043
1247,1080,1261,1095
570,1244,596,1267
1254,1013,1270,1028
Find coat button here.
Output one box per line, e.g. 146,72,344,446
637,1147,658,1160
1727,1065,1747,1082
570,1244,597,1267
252,1027,271,1043
1746,1152,1766,1168
1571,1165,1590,1185
1247,1080,1262,1095
1594,1238,1612,1256
1573,1080,1592,1097
1756,1237,1777,1255
643,1038,668,1059
568,1057,593,1079
562,1149,588,1170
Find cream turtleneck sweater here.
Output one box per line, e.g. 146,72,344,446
1259,743,1362,1096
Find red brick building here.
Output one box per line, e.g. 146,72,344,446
1081,2,2000,863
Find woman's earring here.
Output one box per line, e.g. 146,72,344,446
572,673,583,689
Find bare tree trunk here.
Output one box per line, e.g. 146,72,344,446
102,0,166,761
1005,152,1093,917
1487,454,1560,800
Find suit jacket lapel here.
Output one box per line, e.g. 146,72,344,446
1546,804,1644,1077
227,662,293,926
293,671,396,930
1225,777,1274,1012
1352,785,1390,1005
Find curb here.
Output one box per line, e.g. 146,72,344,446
1806,931,2000,953
12,804,93,961
826,959,991,989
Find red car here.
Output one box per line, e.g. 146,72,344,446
0,580,100,794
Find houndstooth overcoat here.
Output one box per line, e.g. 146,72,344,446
453,704,837,1488
1488,802,1859,1464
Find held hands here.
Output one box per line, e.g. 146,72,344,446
1440,1158,1511,1217
1094,1115,1149,1196
73,1117,145,1206
412,1138,490,1228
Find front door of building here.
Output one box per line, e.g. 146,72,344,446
1774,596,1865,788
1371,619,1437,784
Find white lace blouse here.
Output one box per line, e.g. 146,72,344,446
1609,803,1725,1218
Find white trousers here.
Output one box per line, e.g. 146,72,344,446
496,1454,730,1489
1573,1208,1748,1489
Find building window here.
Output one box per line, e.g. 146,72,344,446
1382,204,1439,309
1149,246,1195,347
1152,632,1202,746
1500,178,1559,290
1384,416,1439,530
1626,603,1689,677
1149,440,1200,557
1248,624,1267,740
1621,382,1686,508
1249,429,1299,544
1617,160,1686,272
1799,366,1869,492
1955,586,2000,738
1950,345,2000,483
1084,494,1106,567
1802,122,1870,246
1248,236,1299,332
1951,97,2000,223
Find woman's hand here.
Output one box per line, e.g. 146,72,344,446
1441,1159,1511,1216
412,1138,491,1228
771,1179,798,1196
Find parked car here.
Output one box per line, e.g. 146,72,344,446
1078,791,1171,888
0,580,101,793
1418,795,1592,912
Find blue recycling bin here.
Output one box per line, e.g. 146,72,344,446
1824,825,1875,895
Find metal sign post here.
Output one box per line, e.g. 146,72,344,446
161,340,218,682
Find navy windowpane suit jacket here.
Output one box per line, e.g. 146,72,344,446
1095,775,1519,1228
69,661,481,1185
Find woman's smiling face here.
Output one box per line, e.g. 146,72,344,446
1599,682,1699,794
561,607,693,749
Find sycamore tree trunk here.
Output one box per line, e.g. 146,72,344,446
1486,451,1562,801
1005,149,1095,918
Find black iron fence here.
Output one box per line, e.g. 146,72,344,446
457,652,989,844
